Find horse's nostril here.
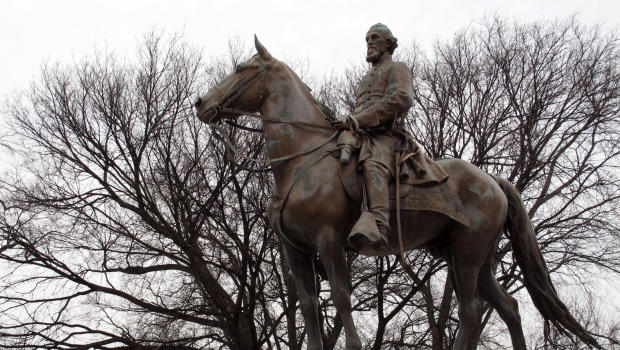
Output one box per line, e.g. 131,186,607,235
194,98,202,109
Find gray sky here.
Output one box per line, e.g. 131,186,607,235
1,0,619,98
0,0,618,338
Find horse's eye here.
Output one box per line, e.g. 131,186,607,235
235,65,243,73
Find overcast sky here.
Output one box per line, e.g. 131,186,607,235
1,0,619,98
0,0,618,332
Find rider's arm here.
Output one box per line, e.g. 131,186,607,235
354,62,413,129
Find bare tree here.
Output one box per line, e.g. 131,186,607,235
1,16,618,350
0,32,298,349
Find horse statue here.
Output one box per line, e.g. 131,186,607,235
194,36,599,350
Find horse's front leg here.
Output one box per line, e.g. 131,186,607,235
317,232,362,350
283,244,323,350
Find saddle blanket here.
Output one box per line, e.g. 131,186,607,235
339,148,469,227
388,180,469,226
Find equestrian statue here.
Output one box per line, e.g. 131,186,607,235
194,24,600,350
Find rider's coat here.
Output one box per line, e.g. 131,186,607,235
354,59,414,172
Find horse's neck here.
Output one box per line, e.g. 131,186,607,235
260,66,333,189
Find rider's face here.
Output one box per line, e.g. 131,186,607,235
366,30,388,63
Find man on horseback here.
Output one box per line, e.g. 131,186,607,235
195,32,603,349
346,23,414,247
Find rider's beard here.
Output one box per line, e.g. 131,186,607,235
366,46,380,63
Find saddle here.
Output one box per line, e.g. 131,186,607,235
336,130,468,227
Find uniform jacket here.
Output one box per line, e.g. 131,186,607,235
355,58,414,171
354,59,413,129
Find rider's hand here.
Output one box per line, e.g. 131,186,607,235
330,116,360,134
329,119,346,129
344,116,360,134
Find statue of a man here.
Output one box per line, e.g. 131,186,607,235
349,23,414,246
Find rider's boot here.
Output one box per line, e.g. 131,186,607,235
349,161,390,249
364,161,390,245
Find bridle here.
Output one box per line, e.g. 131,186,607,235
201,58,340,166
209,58,273,119
202,57,337,130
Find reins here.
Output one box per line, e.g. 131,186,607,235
217,61,273,110
221,108,337,130
211,121,338,165
395,151,416,279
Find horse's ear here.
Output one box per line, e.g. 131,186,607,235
254,35,273,60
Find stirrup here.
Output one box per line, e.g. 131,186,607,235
348,211,386,249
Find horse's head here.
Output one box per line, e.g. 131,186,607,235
195,35,276,124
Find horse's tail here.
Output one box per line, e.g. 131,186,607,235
495,177,600,348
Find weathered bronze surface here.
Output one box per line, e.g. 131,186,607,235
350,24,414,245
194,27,599,350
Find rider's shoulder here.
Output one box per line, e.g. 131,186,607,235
389,60,410,72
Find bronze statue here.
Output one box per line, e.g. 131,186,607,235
346,23,414,247
194,27,600,350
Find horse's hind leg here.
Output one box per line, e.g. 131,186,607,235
478,259,527,350
283,245,323,350
450,229,486,350
317,236,362,350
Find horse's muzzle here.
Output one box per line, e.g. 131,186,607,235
194,97,203,109
195,96,220,123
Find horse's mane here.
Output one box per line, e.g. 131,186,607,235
314,98,337,123
281,62,337,124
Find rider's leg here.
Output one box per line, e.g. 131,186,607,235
362,160,390,243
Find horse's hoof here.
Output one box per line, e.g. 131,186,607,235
346,339,362,350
